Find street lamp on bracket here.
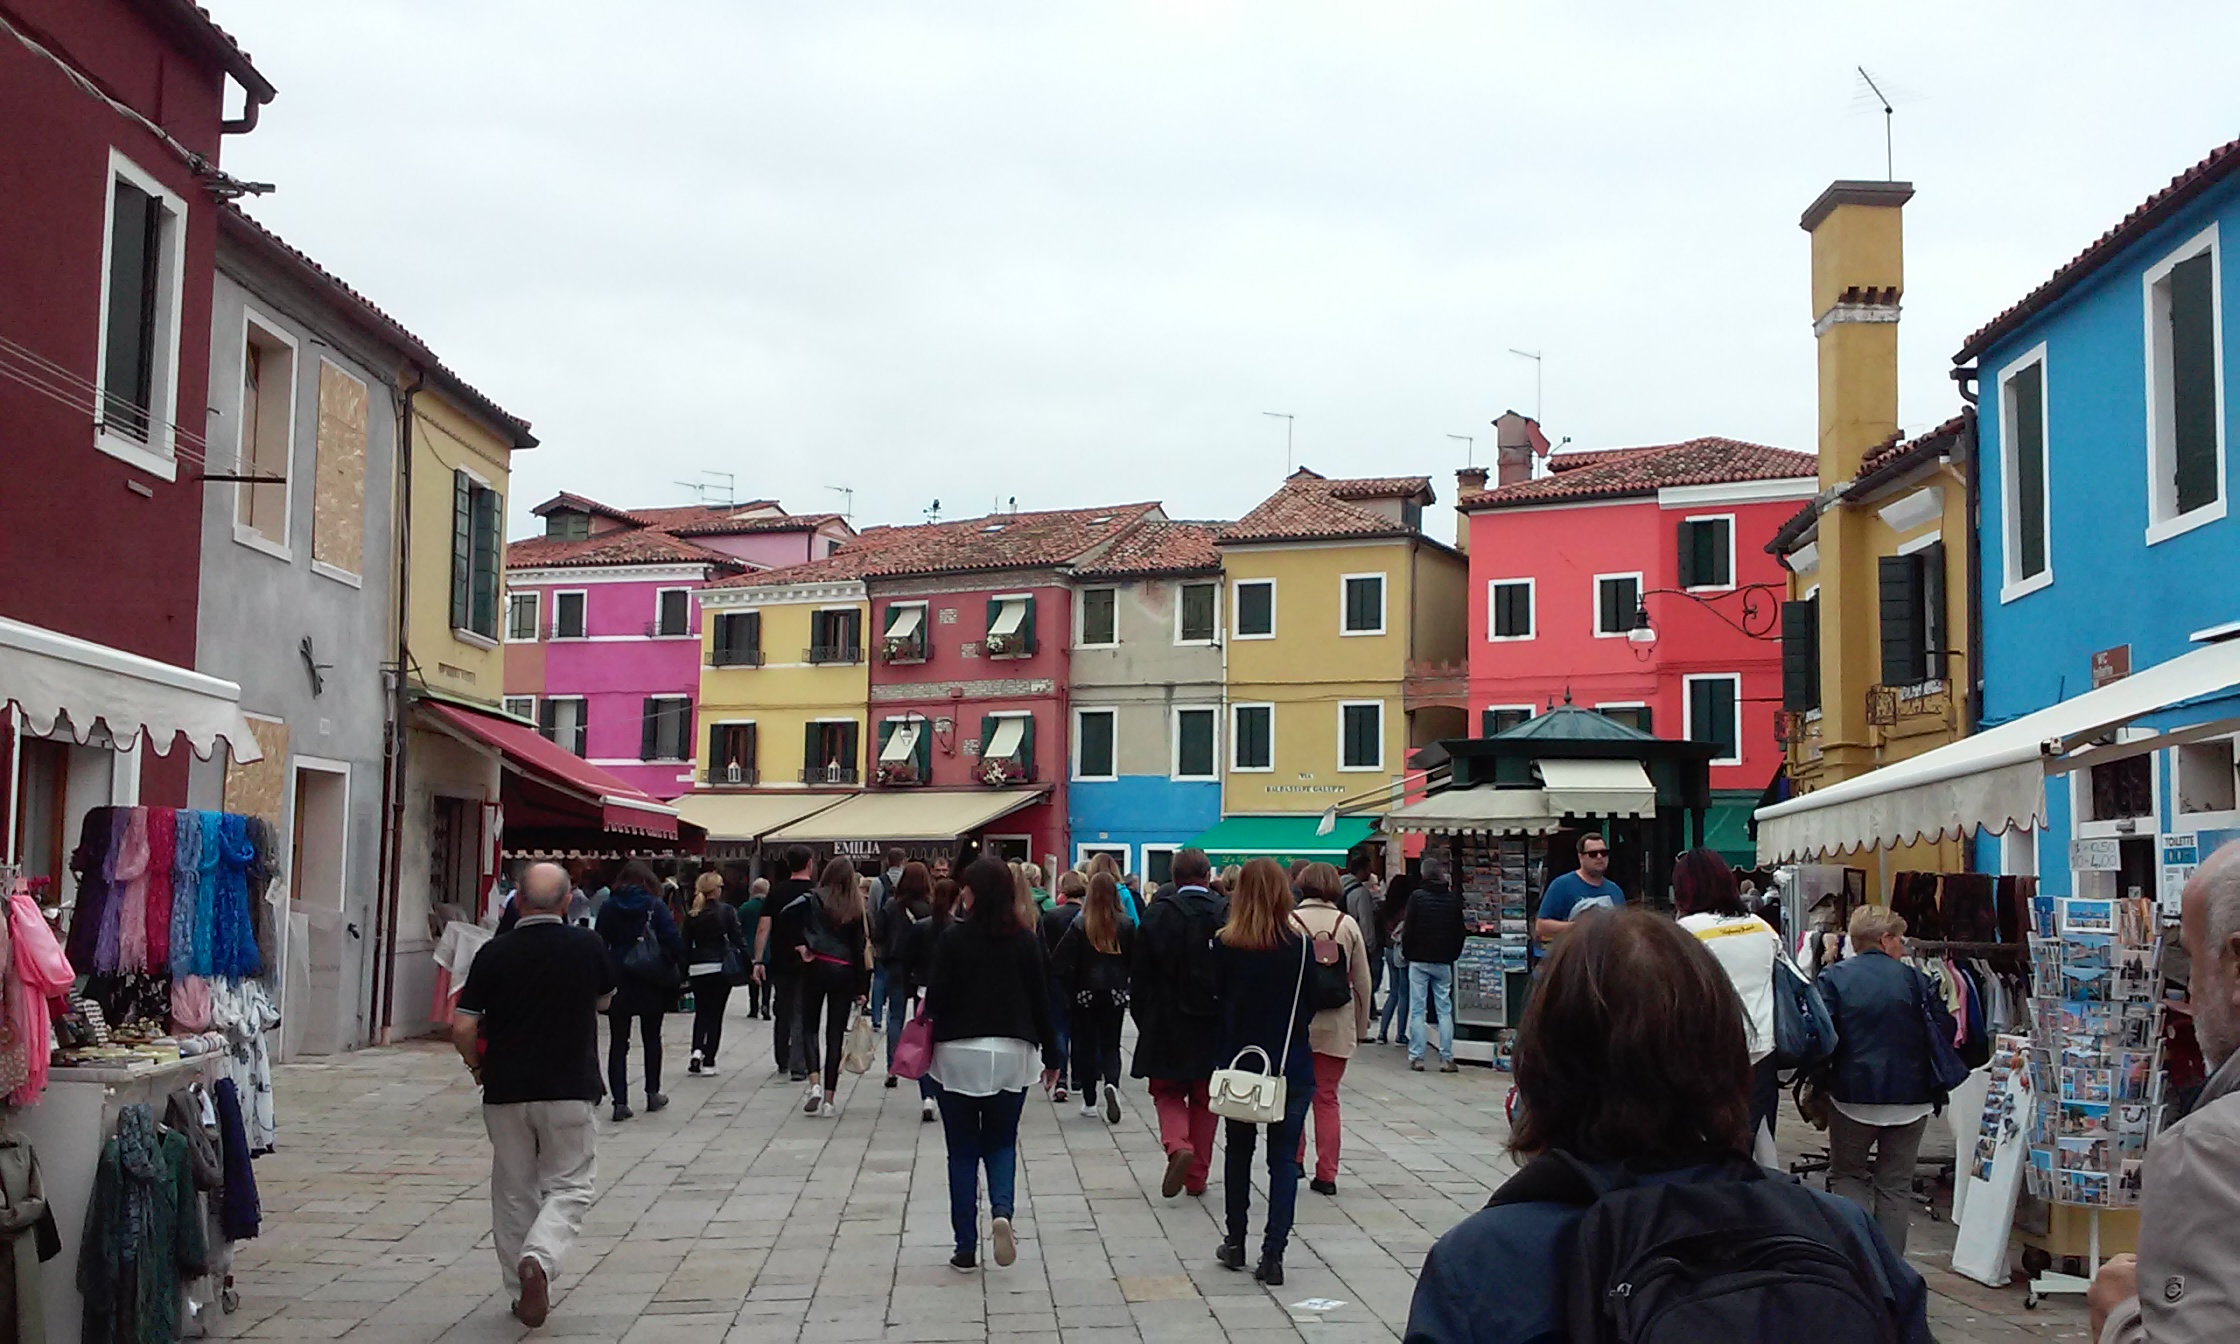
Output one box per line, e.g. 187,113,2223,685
1628,582,1786,656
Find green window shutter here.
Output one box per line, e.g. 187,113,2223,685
2171,251,2220,514
740,724,756,774
2010,362,2048,579
707,721,723,772
1921,542,1946,677
450,471,471,629
744,611,762,661
1676,519,1697,588
914,723,933,778
537,699,558,739
641,699,659,761
1020,715,1036,779
1781,600,1818,711
1878,554,1925,685
985,597,1000,642
1021,596,1037,654
472,487,501,636
839,721,858,772
979,715,996,764
804,721,822,774
841,608,862,657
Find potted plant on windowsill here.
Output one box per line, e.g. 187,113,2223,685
882,636,923,663
876,762,920,787
979,758,1022,786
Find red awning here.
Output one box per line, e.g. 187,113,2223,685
418,700,682,840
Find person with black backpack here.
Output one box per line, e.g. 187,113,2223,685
1292,862,1371,1195
591,861,685,1122
1130,847,1229,1199
1404,907,1929,1344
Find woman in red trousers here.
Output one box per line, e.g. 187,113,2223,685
1292,863,1373,1194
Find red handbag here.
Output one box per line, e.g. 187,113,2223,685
891,1005,936,1080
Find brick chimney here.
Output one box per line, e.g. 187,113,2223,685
1491,411,1550,488
1801,180,1912,487
1456,465,1489,496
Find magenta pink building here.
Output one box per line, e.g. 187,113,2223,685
505,494,853,800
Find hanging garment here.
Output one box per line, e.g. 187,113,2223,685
8,883,74,1109
168,816,202,980
78,1105,204,1344
209,816,261,980
193,813,224,979
0,1136,57,1344
244,818,280,975
1942,872,1999,944
143,809,175,973
0,888,21,1102
209,980,278,1152
111,809,150,974
169,977,212,1034
64,809,119,974
210,1081,259,1241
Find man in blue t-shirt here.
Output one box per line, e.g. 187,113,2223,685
1536,836,1624,947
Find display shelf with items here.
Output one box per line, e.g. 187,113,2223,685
1438,833,1542,1058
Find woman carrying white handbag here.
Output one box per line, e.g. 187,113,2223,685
1205,857,1319,1287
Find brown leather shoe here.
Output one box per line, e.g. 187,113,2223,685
1161,1147,1193,1198
513,1256,549,1327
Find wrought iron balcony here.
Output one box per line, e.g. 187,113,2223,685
710,647,765,668
799,765,860,785
700,764,761,786
806,645,864,665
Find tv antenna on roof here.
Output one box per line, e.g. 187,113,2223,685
1856,66,1896,180
1507,349,1543,423
675,470,735,508
1262,411,1295,473
1446,433,1475,467
826,485,855,520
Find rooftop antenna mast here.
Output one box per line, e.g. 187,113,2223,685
1507,349,1543,423
1262,411,1295,473
1856,65,1895,180
826,485,855,520
1446,433,1475,466
674,470,736,508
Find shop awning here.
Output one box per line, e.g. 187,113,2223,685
0,614,263,761
1755,637,2240,861
418,700,681,839
675,792,844,843
1534,758,1657,818
1385,788,1567,835
764,787,1048,844
1185,816,1377,866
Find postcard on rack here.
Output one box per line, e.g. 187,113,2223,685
2063,934,2114,970
2033,895,2060,939
2058,1101,2112,1137
2117,1159,2146,1205
2062,965,2113,1002
2061,898,2117,936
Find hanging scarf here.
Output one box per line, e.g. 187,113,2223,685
211,814,261,979
95,809,128,975
144,808,176,970
212,1078,260,1240
113,808,150,973
194,813,224,978
65,807,116,973
168,814,202,979
245,817,280,972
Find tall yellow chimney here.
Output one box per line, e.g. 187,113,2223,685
1801,181,1912,487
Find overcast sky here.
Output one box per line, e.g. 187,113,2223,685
213,1,2240,542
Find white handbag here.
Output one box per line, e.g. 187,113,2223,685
1206,934,1308,1125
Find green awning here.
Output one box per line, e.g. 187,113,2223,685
1185,816,1377,867
1704,792,1760,868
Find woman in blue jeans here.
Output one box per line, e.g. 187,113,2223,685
1378,943,1411,1044
921,859,1062,1272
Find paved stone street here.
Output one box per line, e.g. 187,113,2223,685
215,1008,2090,1342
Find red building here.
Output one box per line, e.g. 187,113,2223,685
1459,430,1817,863
1,2,274,880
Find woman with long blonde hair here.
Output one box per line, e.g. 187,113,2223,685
683,870,749,1076
1051,872,1135,1122
1209,857,1316,1285
1290,862,1372,1195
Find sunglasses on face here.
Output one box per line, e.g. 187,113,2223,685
1580,848,1608,859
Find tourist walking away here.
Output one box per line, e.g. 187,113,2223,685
921,858,1062,1272
734,876,771,1018
1377,876,1412,1045
867,847,905,1025
1814,903,1958,1255
1038,870,1084,1102
1292,862,1372,1193
1052,871,1134,1122
450,863,614,1328
1673,848,1783,1158
756,846,818,1078
1402,856,1463,1072
1535,833,1624,947
683,871,750,1075
593,861,684,1121
877,861,934,1087
1405,907,1930,1344
911,877,962,1122
1131,847,1229,1198
2092,840,2240,1343
795,857,871,1117
1209,858,1317,1286
1342,853,1384,1031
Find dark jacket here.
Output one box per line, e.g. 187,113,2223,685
1401,877,1466,965
1403,1159,1932,1344
592,885,685,1016
921,916,1061,1070
1129,883,1229,1081
796,893,871,995
682,900,748,974
1212,932,1316,1091
1052,918,1135,1002
1816,950,1953,1106
1037,900,1081,959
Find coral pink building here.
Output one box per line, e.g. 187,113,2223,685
1459,431,1817,863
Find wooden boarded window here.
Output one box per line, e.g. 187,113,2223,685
312,360,368,575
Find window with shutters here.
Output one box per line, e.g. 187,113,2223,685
1483,706,1533,736
1999,347,2052,596
505,593,540,642
1594,573,1642,639
1684,675,1740,766
985,595,1037,657
707,722,757,785
803,721,860,784
977,713,1034,784
1233,579,1275,639
1489,579,1534,641
539,697,587,756
1878,543,1945,688
1781,597,1821,711
1173,706,1218,780
94,152,188,474
1176,582,1219,644
881,602,929,662
551,590,587,640
875,716,932,786
653,588,691,637
1076,589,1117,647
2145,227,2226,542
1340,574,1386,635
641,696,692,761
1596,704,1652,733
1143,845,1179,886
711,611,763,666
1232,703,1274,771
1339,701,1384,771
1074,708,1117,780
232,313,296,555
1678,517,1734,590
501,695,535,721
808,608,863,663
544,510,590,540
450,472,503,640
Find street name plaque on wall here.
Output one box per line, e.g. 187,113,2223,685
2092,644,2132,688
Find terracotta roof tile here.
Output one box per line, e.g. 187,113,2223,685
1849,413,1970,488
161,1,276,100
531,492,645,524
709,504,1160,590
1074,520,1222,578
1217,469,1429,544
667,511,846,538
506,530,743,572
1459,438,1816,510
1327,475,1434,502
1955,136,2240,363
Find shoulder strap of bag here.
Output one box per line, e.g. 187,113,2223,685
1278,922,1309,1069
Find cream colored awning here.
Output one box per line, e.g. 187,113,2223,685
984,715,1027,761
1386,787,1566,836
1534,758,1657,818
884,605,923,640
988,599,1028,638
879,721,922,763
0,614,262,761
765,788,1048,843
675,792,844,843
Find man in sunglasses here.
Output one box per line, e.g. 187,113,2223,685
1536,837,1624,947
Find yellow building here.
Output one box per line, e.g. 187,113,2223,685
1763,181,1974,889
1215,471,1470,833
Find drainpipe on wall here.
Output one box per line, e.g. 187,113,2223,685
371,367,424,1044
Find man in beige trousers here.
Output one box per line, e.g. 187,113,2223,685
452,862,615,1327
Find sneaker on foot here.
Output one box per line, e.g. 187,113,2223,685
512,1255,548,1327
1215,1239,1246,1271
949,1250,977,1272
1052,1085,1068,1104
1254,1256,1285,1286
687,1051,703,1075
803,1083,824,1115
991,1216,1015,1266
1162,1148,1194,1199
1310,1177,1338,1196
922,1098,936,1123
611,1102,633,1122
1079,1099,1100,1117
1440,1060,1460,1074
1409,1058,1426,1072
646,1092,669,1112
818,1101,835,1119
1103,1082,1121,1124
884,1074,900,1089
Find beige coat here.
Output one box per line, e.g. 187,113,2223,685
1294,899,1373,1058
2103,1049,2240,1344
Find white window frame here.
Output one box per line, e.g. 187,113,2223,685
1682,514,1738,593
230,304,297,561
1594,701,1651,733
1682,673,1743,767
2143,223,2228,545
983,834,1032,865
1998,341,2055,602
1339,572,1387,636
448,464,503,647
551,589,589,640
1484,703,1535,736
1230,702,1275,773
1072,706,1119,781
505,591,541,643
1140,843,1181,885
1232,577,1277,640
1075,587,1118,648
1076,843,1132,872
544,695,588,756
1337,700,1385,773
2071,730,2162,842
92,149,189,480
1487,578,1536,642
652,586,694,639
1170,704,1221,782
501,695,536,721
1593,571,1643,639
1174,580,1221,646
644,695,693,762
708,718,758,783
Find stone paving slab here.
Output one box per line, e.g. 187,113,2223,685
213,1006,2090,1341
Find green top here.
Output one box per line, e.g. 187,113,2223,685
1031,887,1053,911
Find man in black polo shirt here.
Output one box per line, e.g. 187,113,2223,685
452,862,614,1329
756,844,819,1079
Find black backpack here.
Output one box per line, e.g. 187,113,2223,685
1171,897,1226,1020
1489,1152,1899,1344
1297,907,1353,1012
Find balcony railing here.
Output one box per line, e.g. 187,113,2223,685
799,765,860,785
806,645,864,665
982,632,1036,658
701,765,761,786
645,620,693,638
881,636,927,664
874,762,927,787
710,648,766,668
545,622,588,640
976,757,1034,787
